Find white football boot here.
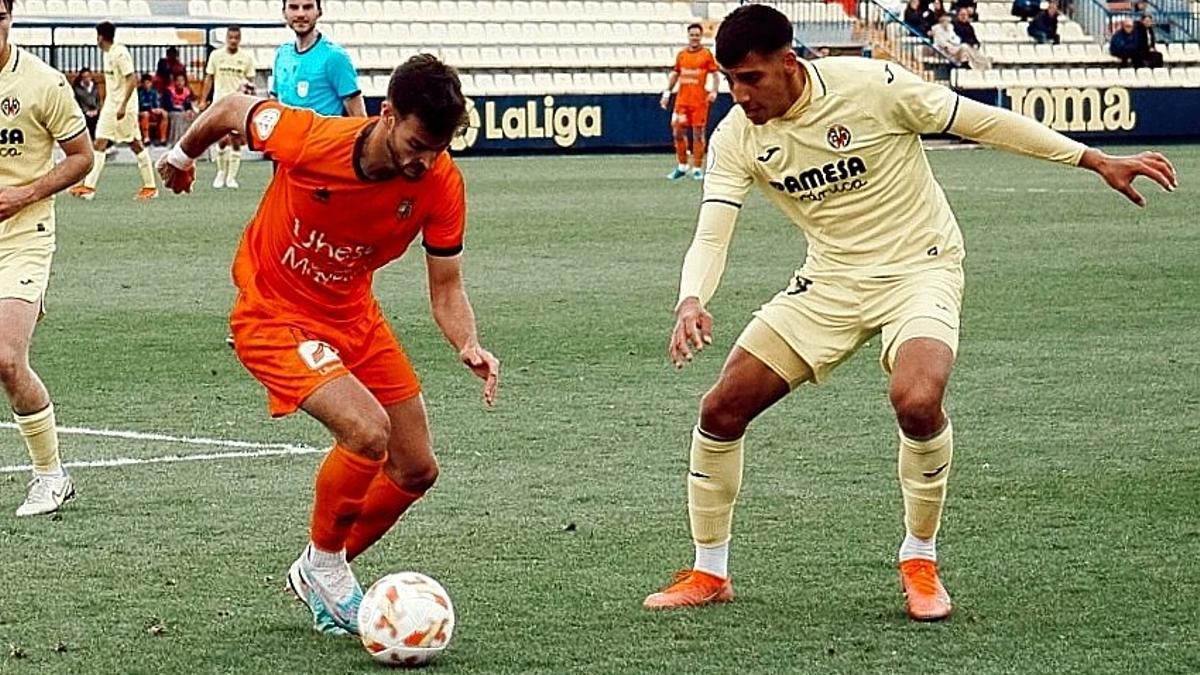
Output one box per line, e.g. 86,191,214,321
16,472,75,517
286,544,363,636
212,171,226,189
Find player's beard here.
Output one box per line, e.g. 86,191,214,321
288,20,314,38
386,133,426,181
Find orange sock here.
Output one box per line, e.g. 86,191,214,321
693,134,707,169
674,135,689,165
310,444,386,553
345,471,424,562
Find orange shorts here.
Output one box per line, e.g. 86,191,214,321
230,297,421,417
672,102,709,129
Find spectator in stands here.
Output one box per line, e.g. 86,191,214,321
904,0,932,36
1135,13,1164,67
272,0,366,117
72,67,100,140
927,0,948,27
932,13,993,68
155,46,188,92
951,0,978,20
1109,18,1141,66
952,7,982,48
1027,1,1061,44
137,73,168,145
1011,0,1040,21
163,73,196,146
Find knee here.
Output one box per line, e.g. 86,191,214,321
889,381,945,437
389,458,439,495
0,345,26,385
338,412,391,461
699,387,750,440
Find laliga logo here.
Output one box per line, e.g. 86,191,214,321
451,97,481,152
0,97,20,118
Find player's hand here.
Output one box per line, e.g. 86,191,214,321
198,101,208,112
669,297,713,369
156,148,196,194
1082,149,1177,207
707,90,718,104
116,109,126,121
659,92,670,110
0,185,36,222
459,342,500,407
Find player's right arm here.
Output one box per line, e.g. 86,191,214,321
670,117,753,369
199,72,215,111
660,54,682,110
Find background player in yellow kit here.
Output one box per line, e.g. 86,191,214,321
68,21,158,201
0,0,93,515
661,23,720,181
200,25,256,189
644,4,1177,620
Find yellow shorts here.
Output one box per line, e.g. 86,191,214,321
736,266,964,385
0,244,53,305
96,107,140,143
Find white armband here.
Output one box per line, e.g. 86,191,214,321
166,143,196,171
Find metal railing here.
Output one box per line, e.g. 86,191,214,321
859,0,956,80
1074,0,1198,43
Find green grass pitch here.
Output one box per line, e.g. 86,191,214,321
1,147,1198,673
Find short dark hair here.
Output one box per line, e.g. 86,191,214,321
387,54,467,143
687,22,702,32
140,72,152,82
96,21,116,41
227,24,242,33
282,0,322,9
715,4,793,68
1,0,14,14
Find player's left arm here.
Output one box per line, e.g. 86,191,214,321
948,98,1177,207
116,72,136,119
881,60,1177,207
426,254,500,407
0,134,91,222
0,76,92,221
328,48,366,117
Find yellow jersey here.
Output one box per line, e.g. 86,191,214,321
206,47,256,99
101,42,137,116
704,57,965,276
0,47,87,247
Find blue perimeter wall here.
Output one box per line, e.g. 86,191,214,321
365,85,1200,154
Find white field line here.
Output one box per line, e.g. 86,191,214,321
0,423,323,474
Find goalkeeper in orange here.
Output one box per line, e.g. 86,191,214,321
661,22,720,181
157,54,499,637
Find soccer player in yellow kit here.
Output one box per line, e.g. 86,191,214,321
643,5,1177,620
0,0,93,515
200,25,256,189
68,21,158,201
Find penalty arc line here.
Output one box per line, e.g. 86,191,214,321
0,423,324,474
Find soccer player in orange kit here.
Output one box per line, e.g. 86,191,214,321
661,22,720,181
157,54,499,636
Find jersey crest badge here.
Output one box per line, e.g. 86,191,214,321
296,80,310,98
0,97,20,119
298,340,342,372
396,199,414,220
826,124,852,150
253,107,281,140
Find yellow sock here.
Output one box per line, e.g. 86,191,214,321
14,404,62,476
898,420,953,540
83,150,106,189
227,148,242,181
134,149,156,189
687,426,744,546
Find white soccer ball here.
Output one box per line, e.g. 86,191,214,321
357,572,455,667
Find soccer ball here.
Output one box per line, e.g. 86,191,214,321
357,572,455,667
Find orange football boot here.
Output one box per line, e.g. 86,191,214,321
67,185,95,200
643,569,733,610
899,558,952,621
134,187,159,201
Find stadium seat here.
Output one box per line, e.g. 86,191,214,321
610,71,631,89
514,73,535,92
358,47,380,67
553,71,573,91
473,72,495,93
494,73,516,94
129,0,149,14
458,72,476,94
591,71,613,92
630,71,651,91
572,72,591,91
45,0,67,14
1050,68,1071,85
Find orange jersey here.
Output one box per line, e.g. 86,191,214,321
238,100,465,323
673,47,719,108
